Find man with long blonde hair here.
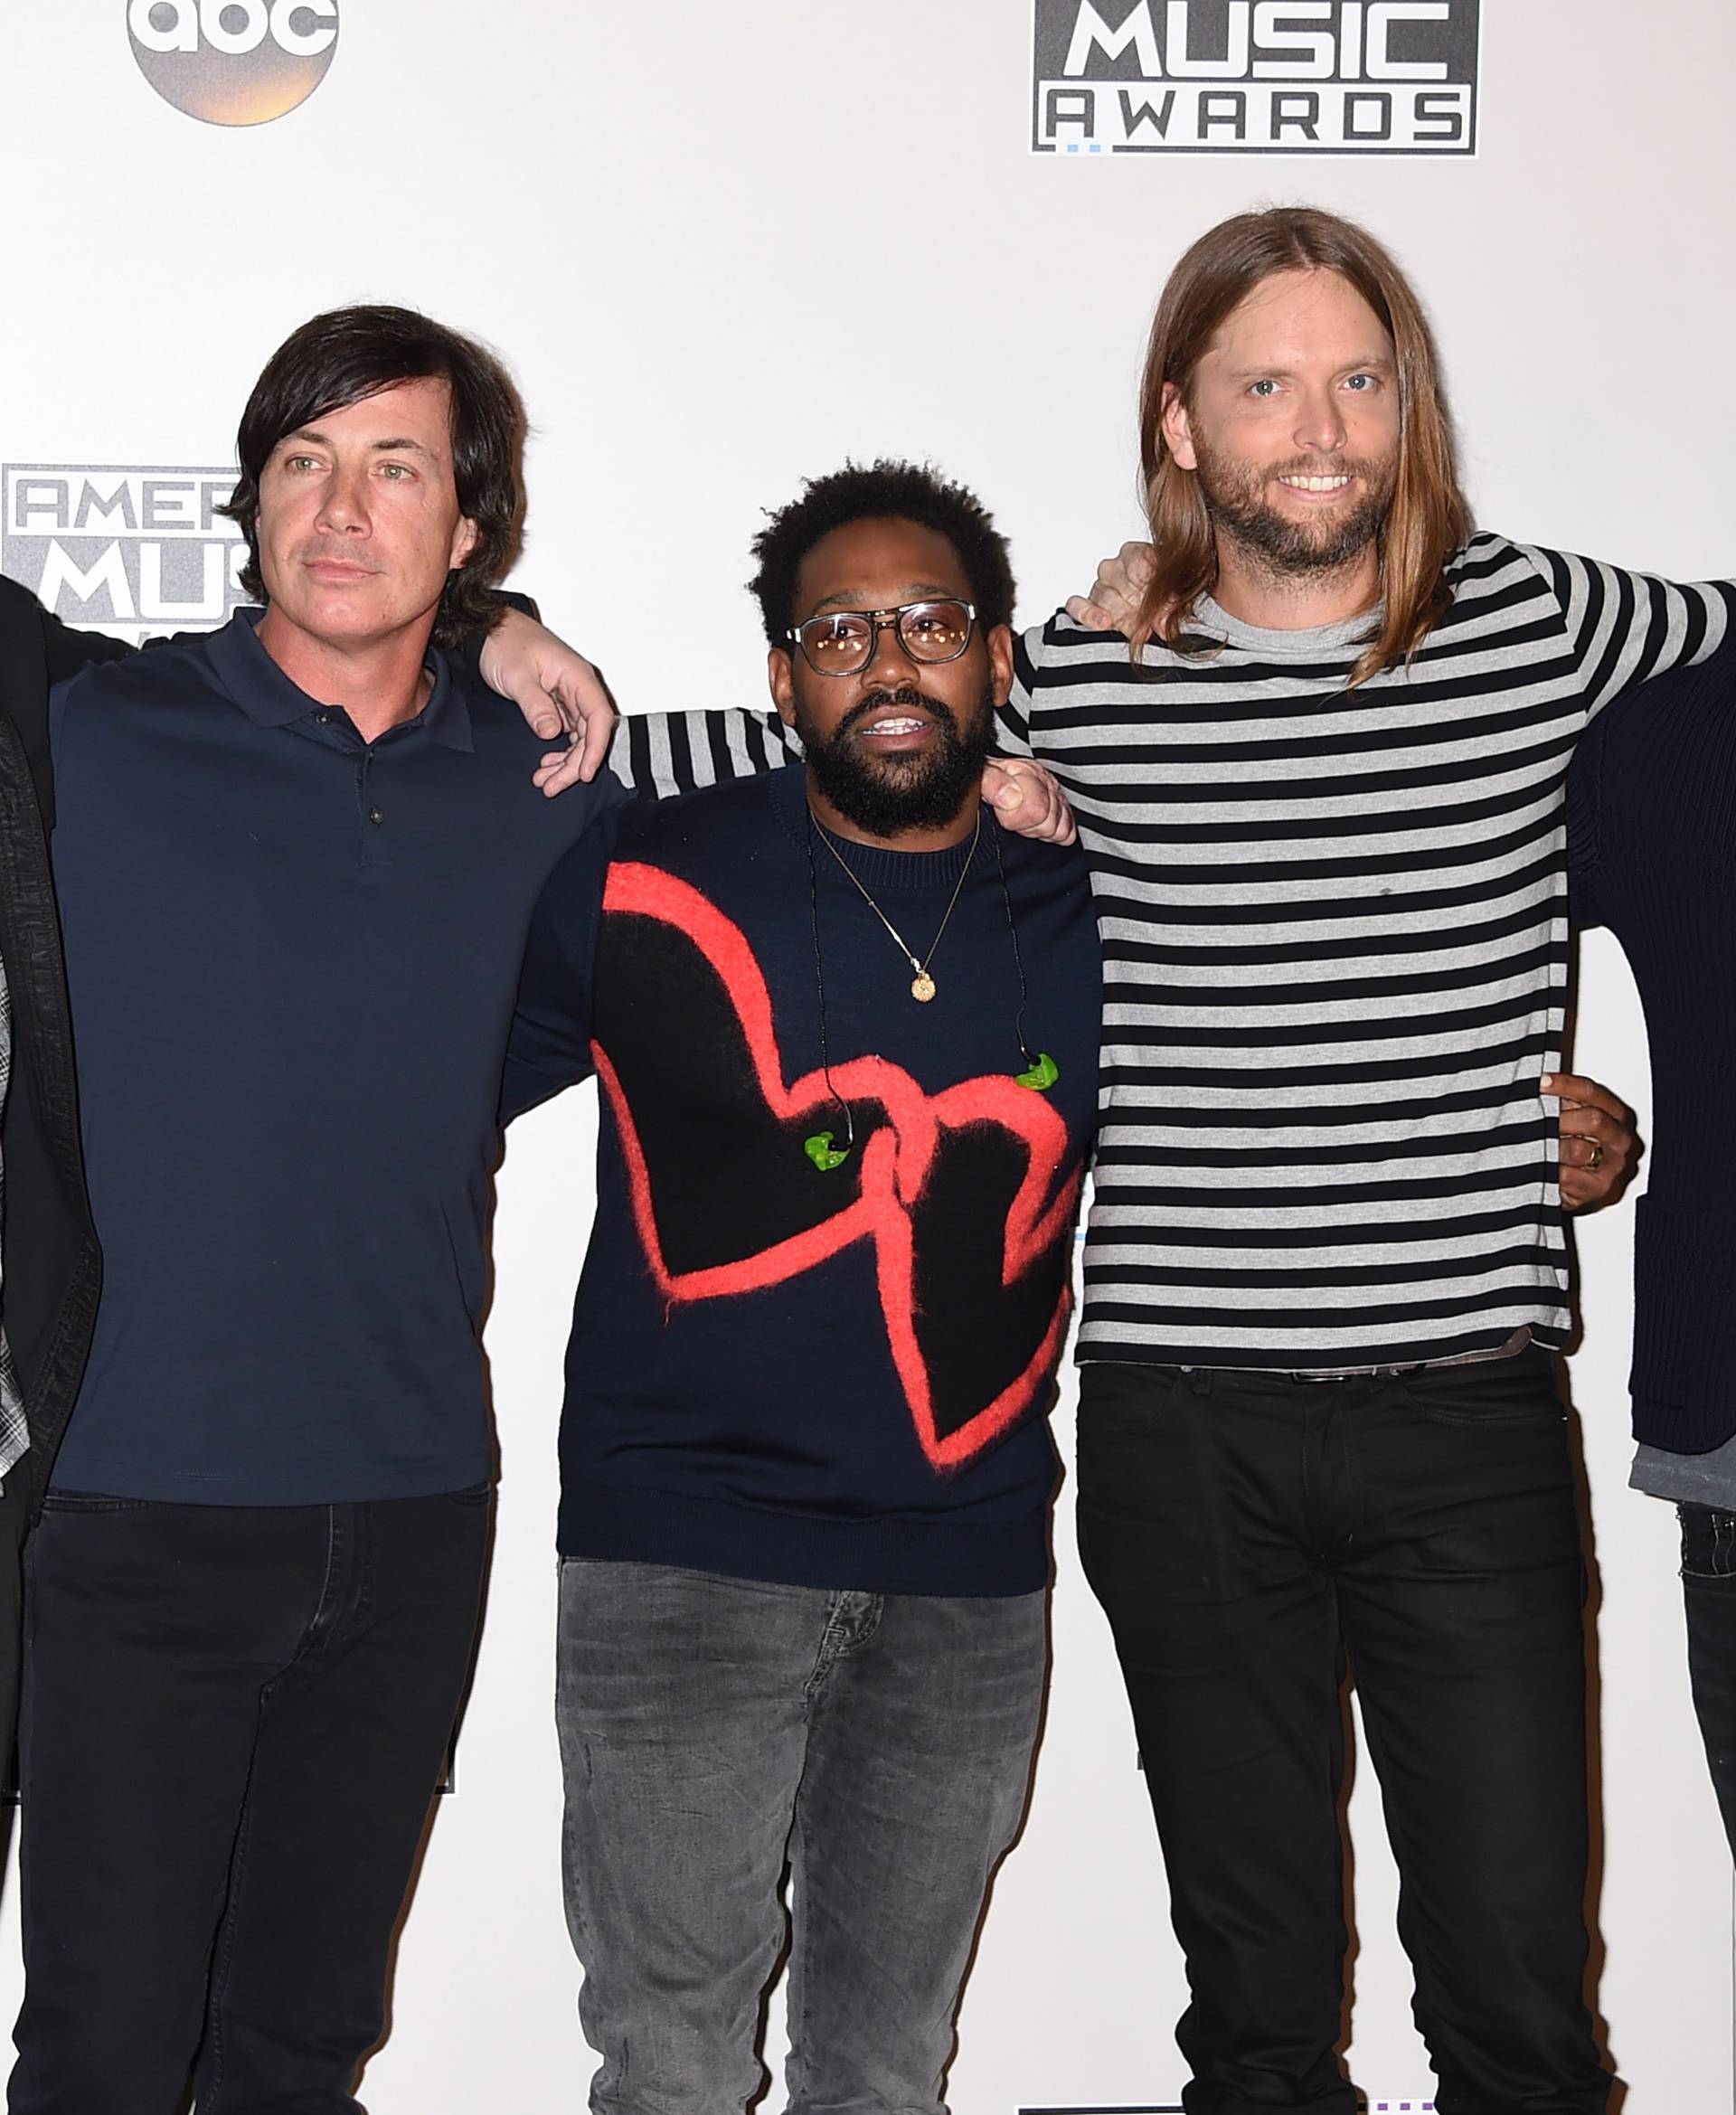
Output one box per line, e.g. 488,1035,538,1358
1024,204,1730,2115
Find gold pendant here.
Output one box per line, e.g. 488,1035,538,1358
911,971,937,1003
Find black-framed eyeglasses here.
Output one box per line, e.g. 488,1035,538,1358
787,600,976,678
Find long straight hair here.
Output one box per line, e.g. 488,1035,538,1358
1130,207,1472,687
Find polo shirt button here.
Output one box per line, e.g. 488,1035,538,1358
316,710,335,724
368,807,384,825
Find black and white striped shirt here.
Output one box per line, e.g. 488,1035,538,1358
611,533,1733,1374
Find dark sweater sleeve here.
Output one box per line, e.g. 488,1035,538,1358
0,600,132,825
501,805,622,1123
41,608,134,686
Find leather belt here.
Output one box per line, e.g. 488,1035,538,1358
1278,1326,1533,1384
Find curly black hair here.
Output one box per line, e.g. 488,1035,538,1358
221,305,525,649
747,459,1016,647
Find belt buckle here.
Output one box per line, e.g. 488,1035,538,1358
1285,1360,1420,1384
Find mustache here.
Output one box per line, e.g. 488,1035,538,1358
296,545,382,571
835,688,958,738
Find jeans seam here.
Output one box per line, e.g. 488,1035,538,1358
803,1597,852,1704
1701,1511,1736,1581
1398,1401,1564,1427
837,1591,884,1658
783,1794,811,2107
1681,1508,1736,1582
202,1502,342,2101
197,1714,264,2110
556,1572,631,2104
354,1502,377,1638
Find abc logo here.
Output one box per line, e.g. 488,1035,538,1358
127,1,339,127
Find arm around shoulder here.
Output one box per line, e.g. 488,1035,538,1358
42,608,133,688
0,580,134,821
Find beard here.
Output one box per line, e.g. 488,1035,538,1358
797,679,995,839
1192,432,1397,581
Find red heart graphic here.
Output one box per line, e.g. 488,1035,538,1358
596,863,1080,1470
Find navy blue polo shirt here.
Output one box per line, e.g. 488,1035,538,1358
48,609,622,1506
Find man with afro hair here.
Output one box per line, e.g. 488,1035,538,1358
505,460,1102,2112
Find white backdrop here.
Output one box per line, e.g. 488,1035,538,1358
0,4,1731,2109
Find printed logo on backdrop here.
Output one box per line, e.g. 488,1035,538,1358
128,1,339,127
1,467,247,647
1032,1,1479,156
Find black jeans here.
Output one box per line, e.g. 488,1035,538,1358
8,1486,493,2114
1076,1349,1609,2115
1678,1503,1736,1856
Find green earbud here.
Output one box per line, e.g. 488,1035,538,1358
804,1130,851,1172
1014,1052,1060,1092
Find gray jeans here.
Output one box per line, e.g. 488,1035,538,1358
555,1557,1047,2115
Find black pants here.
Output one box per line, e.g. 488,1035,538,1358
0,1470,28,1789
1679,1503,1736,1857
8,1486,492,2115
1075,1349,1609,2115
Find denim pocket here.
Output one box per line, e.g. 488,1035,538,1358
440,1481,494,1507
1396,1350,1566,1428
1680,1505,1736,1582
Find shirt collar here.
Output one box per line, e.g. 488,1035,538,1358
1190,593,1383,661
206,608,475,752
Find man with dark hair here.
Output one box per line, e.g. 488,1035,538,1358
4,305,623,2114
222,303,528,647
502,463,1102,2113
0,440,609,1803
743,458,1017,653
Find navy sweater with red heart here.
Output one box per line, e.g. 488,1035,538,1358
504,763,1102,1596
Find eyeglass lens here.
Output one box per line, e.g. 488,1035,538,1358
798,601,972,675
